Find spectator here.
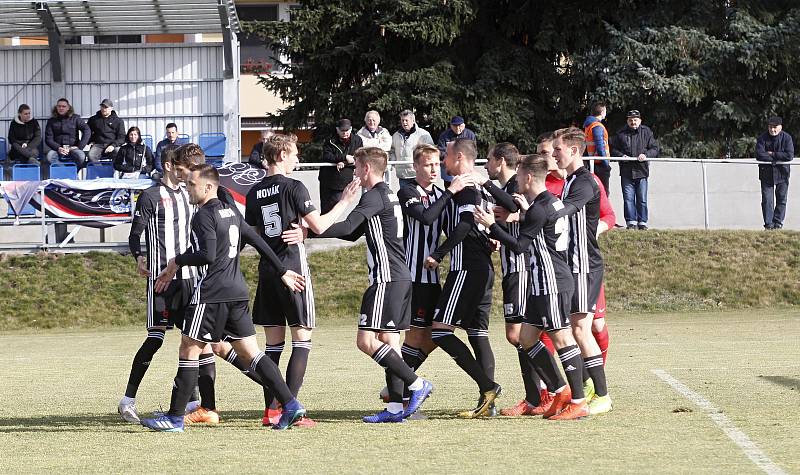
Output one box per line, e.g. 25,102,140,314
114,126,155,179
7,104,41,178
87,98,125,163
610,109,659,230
356,110,392,152
583,101,612,195
436,115,476,186
755,116,793,230
319,118,363,213
248,130,274,169
154,123,180,174
45,97,90,168
391,110,434,188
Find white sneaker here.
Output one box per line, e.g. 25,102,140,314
185,400,201,415
118,399,140,423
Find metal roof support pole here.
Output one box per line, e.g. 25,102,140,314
219,1,240,162
218,0,234,79
36,2,63,82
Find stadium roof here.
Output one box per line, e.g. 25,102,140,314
0,0,241,37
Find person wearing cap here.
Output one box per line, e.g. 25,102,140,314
755,116,793,229
87,98,126,163
391,110,434,188
583,101,612,196
248,130,274,169
610,109,659,230
45,97,91,168
436,115,477,186
320,118,363,213
357,110,392,153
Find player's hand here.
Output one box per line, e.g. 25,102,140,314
513,193,531,212
336,162,345,171
341,179,361,203
282,223,307,245
473,206,495,228
489,238,501,252
448,173,476,194
281,270,306,292
423,256,439,270
493,205,511,222
154,258,178,293
136,255,150,278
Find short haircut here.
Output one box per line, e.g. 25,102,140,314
517,153,550,180
165,122,178,131
126,126,142,144
451,138,478,162
18,104,30,113
190,163,219,185
536,131,554,144
553,127,586,155
263,133,298,165
413,143,439,163
160,145,178,170
590,101,606,117
399,109,415,121
355,147,388,174
365,110,380,121
489,142,520,169
174,143,205,168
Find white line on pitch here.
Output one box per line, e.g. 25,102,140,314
651,369,787,475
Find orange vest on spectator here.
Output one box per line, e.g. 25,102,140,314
584,121,609,157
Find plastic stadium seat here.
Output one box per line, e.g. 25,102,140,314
86,162,114,179
142,134,154,152
8,163,40,216
207,158,224,168
177,134,190,145
0,137,7,162
49,163,78,180
199,133,226,158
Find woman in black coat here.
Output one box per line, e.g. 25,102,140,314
7,104,42,165
114,126,155,178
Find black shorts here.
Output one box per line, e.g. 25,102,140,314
359,281,412,331
252,271,315,329
410,282,441,328
502,269,529,324
571,270,604,315
147,278,194,330
434,268,494,330
183,300,256,343
525,291,572,332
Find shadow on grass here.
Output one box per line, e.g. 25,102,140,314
759,375,799,390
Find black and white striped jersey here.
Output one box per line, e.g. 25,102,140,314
496,177,527,276
130,183,196,281
432,184,494,272
397,183,452,284
488,191,573,295
560,167,604,274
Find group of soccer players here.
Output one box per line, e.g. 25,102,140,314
119,125,614,431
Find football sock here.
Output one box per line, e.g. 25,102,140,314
539,331,556,354
125,329,165,398
286,340,311,397
263,342,284,409
525,341,565,392
557,345,585,400
517,348,542,405
168,358,199,417
432,329,494,393
372,344,418,386
385,368,404,404
584,355,608,397
250,351,293,406
401,344,425,370
593,326,610,365
386,402,404,414
197,353,216,411
467,329,496,382
223,348,262,385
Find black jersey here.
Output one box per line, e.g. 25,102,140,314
488,191,573,295
244,174,316,274
431,184,494,272
397,182,451,284
497,177,527,276
129,183,196,281
561,167,604,274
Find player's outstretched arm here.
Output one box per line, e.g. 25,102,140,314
397,176,472,226
303,179,361,234
240,222,289,275
475,206,543,254
482,180,519,212
314,211,367,241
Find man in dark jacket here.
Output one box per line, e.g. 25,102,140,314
248,130,273,169
45,98,90,168
87,98,125,163
610,110,659,230
755,116,794,229
319,118,363,213
7,104,42,171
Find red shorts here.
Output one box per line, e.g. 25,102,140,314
593,284,606,320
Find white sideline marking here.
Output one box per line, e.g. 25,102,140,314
652,369,787,475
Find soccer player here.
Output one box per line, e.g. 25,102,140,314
140,164,308,432
481,142,548,416
119,146,207,424
424,138,502,419
317,147,434,423
550,127,613,415
474,154,589,420
244,134,359,427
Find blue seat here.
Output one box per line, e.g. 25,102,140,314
142,134,154,152
207,158,224,168
86,162,114,179
8,163,40,216
177,134,190,145
199,133,226,158
0,137,7,163
49,163,78,180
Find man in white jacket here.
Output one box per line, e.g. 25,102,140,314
391,110,434,189
357,110,392,152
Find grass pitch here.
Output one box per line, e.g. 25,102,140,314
1,309,798,474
